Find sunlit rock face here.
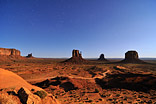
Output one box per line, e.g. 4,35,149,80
72,50,82,58
0,48,21,56
121,50,145,63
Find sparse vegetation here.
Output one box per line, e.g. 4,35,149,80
34,90,47,99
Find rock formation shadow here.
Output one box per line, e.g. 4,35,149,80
34,76,78,92
95,73,156,92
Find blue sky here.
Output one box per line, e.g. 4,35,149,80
0,0,156,58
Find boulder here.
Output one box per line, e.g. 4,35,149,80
18,87,41,104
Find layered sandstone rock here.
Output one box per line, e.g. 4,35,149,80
0,48,20,56
98,54,108,61
71,50,81,59
64,49,87,64
121,51,145,63
72,50,81,57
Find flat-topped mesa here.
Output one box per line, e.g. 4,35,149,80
0,48,21,56
121,50,145,63
63,49,87,64
125,51,138,60
98,54,108,61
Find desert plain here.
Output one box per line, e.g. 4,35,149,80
0,50,156,104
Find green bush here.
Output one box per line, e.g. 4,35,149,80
34,90,47,99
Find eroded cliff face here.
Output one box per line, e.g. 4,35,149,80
0,48,21,56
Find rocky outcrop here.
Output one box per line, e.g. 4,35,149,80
0,48,20,56
98,54,108,61
18,87,41,104
26,53,33,58
63,49,87,64
0,68,60,104
120,51,145,63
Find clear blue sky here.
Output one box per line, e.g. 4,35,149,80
0,0,156,58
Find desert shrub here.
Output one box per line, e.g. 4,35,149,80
128,101,132,103
123,96,127,100
34,90,47,99
99,98,102,101
0,89,3,91
116,94,120,97
138,95,144,98
107,98,113,101
31,88,35,91
147,100,152,104
120,101,123,104
94,88,99,93
100,94,106,97
85,100,92,102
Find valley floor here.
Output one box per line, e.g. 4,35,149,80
0,58,156,104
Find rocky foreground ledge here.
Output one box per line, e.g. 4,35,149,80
0,68,60,104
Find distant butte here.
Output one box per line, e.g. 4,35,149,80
26,53,33,58
63,49,87,64
98,54,108,61
120,50,145,63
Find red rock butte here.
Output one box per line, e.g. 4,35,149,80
98,54,108,61
0,48,21,56
63,49,87,64
120,50,145,63
26,53,33,58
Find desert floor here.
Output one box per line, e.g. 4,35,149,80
0,57,156,104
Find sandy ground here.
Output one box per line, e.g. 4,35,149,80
0,57,156,104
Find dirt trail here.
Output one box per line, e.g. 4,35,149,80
27,70,111,83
